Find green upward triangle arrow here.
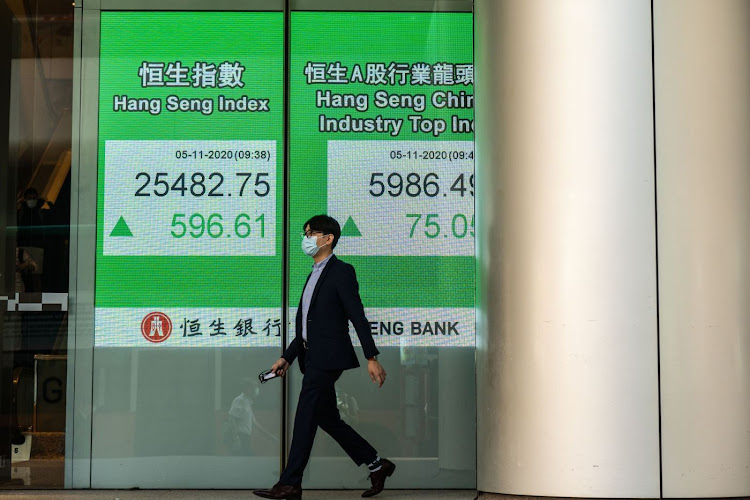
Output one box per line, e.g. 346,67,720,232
110,216,133,237
340,216,362,237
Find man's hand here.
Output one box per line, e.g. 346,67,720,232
271,358,290,377
368,359,386,388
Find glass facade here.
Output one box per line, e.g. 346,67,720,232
286,10,475,489
1,0,74,488
0,0,474,490
91,10,284,488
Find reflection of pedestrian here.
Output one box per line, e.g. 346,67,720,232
254,215,395,500
336,389,360,425
226,378,275,454
17,188,46,246
15,248,37,292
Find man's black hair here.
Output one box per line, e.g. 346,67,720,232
303,214,341,249
23,187,38,198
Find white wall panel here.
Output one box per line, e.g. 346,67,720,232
654,1,750,497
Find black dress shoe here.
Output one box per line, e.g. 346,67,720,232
253,482,302,500
362,458,396,497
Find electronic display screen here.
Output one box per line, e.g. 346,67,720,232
289,12,475,347
95,11,284,347
94,11,473,349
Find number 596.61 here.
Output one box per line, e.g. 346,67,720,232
170,213,265,239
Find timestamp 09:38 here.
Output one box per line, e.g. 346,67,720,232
174,149,271,161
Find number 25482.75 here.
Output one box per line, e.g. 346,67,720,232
135,172,270,197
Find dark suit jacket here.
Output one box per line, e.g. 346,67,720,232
282,255,379,373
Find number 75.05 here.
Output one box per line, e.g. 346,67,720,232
406,213,474,239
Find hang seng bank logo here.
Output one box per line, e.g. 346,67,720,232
141,312,172,343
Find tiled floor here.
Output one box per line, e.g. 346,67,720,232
0,489,477,499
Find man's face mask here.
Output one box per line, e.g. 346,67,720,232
25,199,37,208
302,236,320,257
301,231,329,257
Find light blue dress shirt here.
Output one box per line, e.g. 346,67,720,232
301,253,333,341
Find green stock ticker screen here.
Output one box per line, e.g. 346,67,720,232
94,11,474,349
289,12,475,348
95,12,284,346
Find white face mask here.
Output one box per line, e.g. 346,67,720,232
25,199,37,208
302,235,320,257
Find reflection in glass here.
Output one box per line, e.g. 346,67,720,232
1,0,74,489
225,378,278,455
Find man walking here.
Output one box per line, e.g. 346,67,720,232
253,215,395,500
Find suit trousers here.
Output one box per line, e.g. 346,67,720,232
279,364,377,486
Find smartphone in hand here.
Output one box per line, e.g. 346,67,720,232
258,369,279,384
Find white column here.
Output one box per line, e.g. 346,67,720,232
654,1,750,497
475,1,660,497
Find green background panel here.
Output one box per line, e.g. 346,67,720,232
97,11,284,307
289,12,474,307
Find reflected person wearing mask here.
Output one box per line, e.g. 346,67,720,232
253,215,394,500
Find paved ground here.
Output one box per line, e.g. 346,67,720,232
0,490,478,500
